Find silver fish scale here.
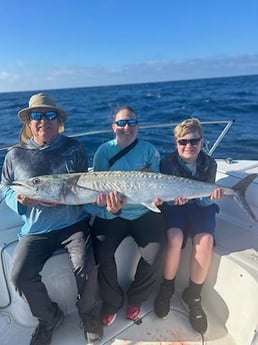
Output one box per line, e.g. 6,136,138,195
77,171,229,202
79,171,153,195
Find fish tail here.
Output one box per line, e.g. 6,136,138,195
231,173,258,222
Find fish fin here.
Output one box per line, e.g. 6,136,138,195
232,173,258,222
142,202,161,213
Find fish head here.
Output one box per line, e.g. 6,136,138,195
10,175,67,203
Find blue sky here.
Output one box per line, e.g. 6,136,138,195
0,0,257,92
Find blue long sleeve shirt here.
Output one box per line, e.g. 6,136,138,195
85,138,160,220
1,135,89,238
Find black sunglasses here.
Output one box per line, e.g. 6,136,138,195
115,119,138,127
29,111,58,121
177,138,202,146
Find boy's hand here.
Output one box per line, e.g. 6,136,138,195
210,188,224,200
152,196,188,206
152,197,163,206
174,197,188,205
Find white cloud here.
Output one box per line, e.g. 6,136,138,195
0,71,14,80
0,54,257,92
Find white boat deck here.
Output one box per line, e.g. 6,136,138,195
1,216,257,345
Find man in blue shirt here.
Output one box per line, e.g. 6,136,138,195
1,93,102,345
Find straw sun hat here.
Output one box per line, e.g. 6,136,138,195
18,93,67,143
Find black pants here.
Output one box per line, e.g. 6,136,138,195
92,212,165,313
11,218,98,324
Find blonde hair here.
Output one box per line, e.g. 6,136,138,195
174,118,203,139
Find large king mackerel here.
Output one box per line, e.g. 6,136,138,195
9,171,258,222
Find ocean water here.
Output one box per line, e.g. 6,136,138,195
0,74,257,169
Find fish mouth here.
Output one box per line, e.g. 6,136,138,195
10,182,40,200
11,182,27,187
10,181,34,192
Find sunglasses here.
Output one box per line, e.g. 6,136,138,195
177,138,202,146
29,111,58,121
115,119,138,127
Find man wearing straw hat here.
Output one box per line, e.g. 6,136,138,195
1,93,103,345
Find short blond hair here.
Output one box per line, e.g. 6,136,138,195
174,118,203,139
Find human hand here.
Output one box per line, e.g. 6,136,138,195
17,194,57,207
173,197,188,205
95,192,108,206
106,191,127,214
17,194,39,206
210,187,224,200
152,197,163,206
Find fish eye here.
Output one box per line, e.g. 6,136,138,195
32,177,41,185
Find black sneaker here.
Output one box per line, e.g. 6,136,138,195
181,288,207,334
154,284,174,319
82,315,103,344
30,308,64,345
